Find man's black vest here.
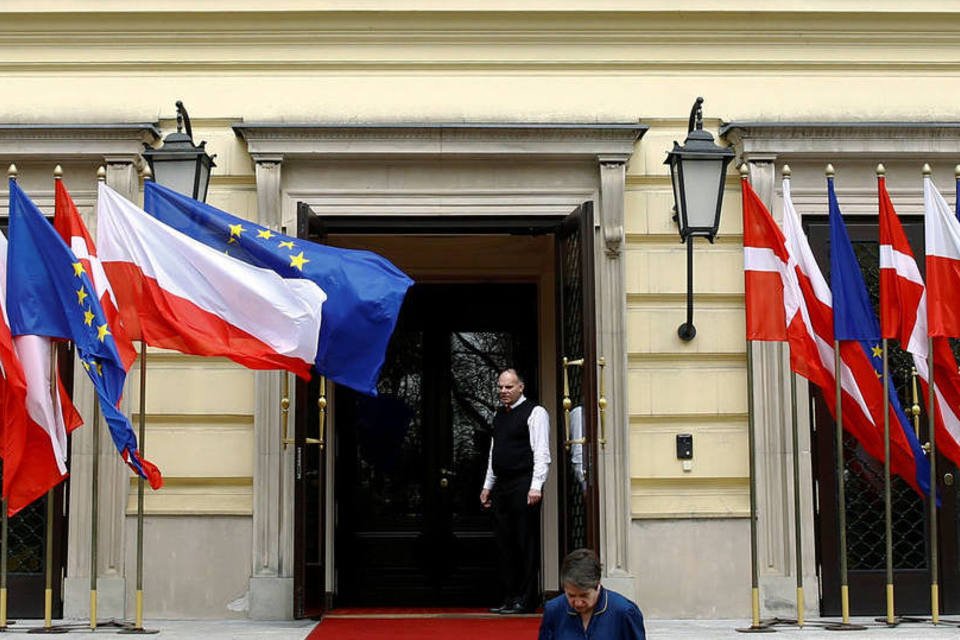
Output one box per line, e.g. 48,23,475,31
491,400,536,479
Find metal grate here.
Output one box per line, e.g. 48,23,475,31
560,221,587,551
841,240,929,571
5,497,47,574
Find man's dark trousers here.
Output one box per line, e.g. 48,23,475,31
492,472,541,610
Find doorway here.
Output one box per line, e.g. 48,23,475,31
292,203,601,615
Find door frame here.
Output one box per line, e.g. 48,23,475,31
294,213,586,611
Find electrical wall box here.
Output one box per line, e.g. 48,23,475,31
676,433,693,460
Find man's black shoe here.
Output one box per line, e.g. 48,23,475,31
488,602,511,614
499,602,534,615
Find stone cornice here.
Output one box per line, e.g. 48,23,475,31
722,122,960,160
0,123,160,160
234,122,645,160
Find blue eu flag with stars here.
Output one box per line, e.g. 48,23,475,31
7,180,161,487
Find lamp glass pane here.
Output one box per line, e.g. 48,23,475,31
680,158,722,230
669,161,684,229
197,163,211,202
152,159,200,199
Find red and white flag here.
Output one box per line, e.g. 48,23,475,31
742,176,827,388
782,178,925,494
96,183,327,380
907,174,960,465
54,179,137,370
0,230,71,515
925,173,960,337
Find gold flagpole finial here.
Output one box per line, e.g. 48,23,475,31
7,164,17,180
54,165,63,180
825,164,835,178
141,163,153,181
739,163,749,179
782,164,792,178
954,164,960,179
97,166,107,182
876,163,886,177
923,163,933,176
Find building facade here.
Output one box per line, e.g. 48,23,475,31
2,0,960,621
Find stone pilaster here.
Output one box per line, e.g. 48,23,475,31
249,156,294,619
596,158,635,597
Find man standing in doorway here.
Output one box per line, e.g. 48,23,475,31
480,368,551,614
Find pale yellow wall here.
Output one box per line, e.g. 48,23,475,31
3,3,960,522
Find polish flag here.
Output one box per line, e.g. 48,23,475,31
912,174,960,465
782,179,928,495
925,173,960,337
0,230,69,516
96,183,327,379
741,176,828,390
54,179,137,370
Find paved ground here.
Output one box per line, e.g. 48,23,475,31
4,617,960,638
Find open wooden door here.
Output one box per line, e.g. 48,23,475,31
555,202,601,561
293,202,326,619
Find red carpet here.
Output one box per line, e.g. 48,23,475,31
308,609,541,639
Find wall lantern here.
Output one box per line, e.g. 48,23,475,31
142,100,216,202
663,97,734,341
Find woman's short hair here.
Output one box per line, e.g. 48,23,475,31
560,548,601,591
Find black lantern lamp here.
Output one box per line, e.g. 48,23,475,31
663,97,735,341
142,101,216,202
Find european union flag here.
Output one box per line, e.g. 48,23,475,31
828,176,930,497
144,181,413,396
7,180,161,487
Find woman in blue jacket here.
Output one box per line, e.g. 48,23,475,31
538,548,646,639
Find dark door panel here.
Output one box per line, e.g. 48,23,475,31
555,203,600,560
293,202,326,619
335,283,538,606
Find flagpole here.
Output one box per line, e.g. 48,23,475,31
923,164,940,626
881,336,896,625
40,344,58,631
740,340,775,634
789,371,804,627
115,340,156,635
874,161,896,627
135,339,146,630
927,334,939,625
833,340,852,625
1,163,16,633
0,495,6,631
89,401,101,630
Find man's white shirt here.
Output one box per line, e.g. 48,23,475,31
482,395,551,492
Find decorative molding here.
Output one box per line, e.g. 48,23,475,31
0,124,158,160
724,122,960,161
234,123,645,160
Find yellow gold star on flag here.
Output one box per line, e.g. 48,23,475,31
290,251,309,271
